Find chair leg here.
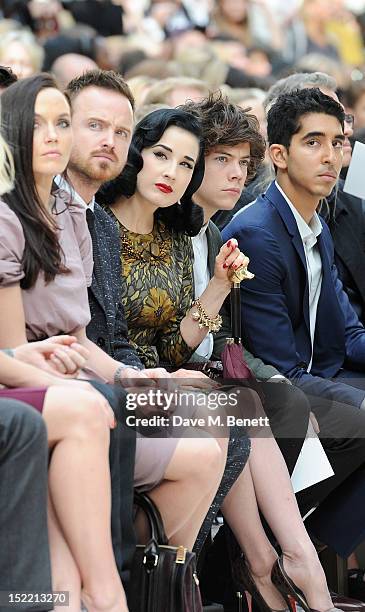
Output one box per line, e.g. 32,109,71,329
237,591,244,612
318,547,348,595
336,554,348,596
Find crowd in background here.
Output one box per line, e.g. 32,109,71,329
0,0,365,135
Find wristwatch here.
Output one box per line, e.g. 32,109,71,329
113,363,141,385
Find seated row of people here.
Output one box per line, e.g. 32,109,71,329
0,68,364,612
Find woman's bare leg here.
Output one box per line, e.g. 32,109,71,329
43,386,128,612
222,459,287,610
222,436,333,612
47,495,81,612
250,437,332,610
136,434,227,549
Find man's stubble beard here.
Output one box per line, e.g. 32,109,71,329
68,152,123,184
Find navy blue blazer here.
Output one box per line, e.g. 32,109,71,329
222,181,365,407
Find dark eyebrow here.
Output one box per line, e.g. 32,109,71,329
215,150,233,157
302,131,345,142
152,143,196,163
214,149,251,159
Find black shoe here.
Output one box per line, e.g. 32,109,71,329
348,570,365,605
271,556,343,612
225,526,288,612
331,591,365,611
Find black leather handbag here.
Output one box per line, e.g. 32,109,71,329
129,492,203,612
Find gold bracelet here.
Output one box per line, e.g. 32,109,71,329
190,298,222,333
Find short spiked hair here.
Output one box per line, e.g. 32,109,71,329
65,68,135,110
181,90,265,181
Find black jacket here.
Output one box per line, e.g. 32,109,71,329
324,181,365,325
86,202,143,368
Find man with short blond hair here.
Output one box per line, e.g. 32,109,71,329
59,69,142,370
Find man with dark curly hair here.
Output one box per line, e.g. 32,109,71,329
182,91,314,464
182,91,267,369
181,91,320,477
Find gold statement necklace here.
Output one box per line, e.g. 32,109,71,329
115,219,171,264
109,202,172,262
120,226,172,262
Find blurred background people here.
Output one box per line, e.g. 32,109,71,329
51,52,98,88
0,29,43,78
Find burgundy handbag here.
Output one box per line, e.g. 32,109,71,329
129,492,203,612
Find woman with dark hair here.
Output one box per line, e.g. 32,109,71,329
99,107,341,612
99,108,248,368
0,74,229,607
0,118,128,611
0,73,133,612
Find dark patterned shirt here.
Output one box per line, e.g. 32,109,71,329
107,210,195,368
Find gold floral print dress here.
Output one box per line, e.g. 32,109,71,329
107,211,195,368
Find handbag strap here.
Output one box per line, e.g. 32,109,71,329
134,491,168,545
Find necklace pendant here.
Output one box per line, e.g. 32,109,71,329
150,242,160,257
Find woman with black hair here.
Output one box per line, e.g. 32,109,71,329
99,108,248,368
99,108,341,612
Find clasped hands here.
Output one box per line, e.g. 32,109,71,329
14,335,89,377
14,338,217,391
117,367,220,419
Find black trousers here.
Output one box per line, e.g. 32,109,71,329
239,380,365,557
294,385,365,557
259,381,310,476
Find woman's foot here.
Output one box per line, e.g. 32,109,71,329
277,548,334,612
249,566,289,611
242,550,288,611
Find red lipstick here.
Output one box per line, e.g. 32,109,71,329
155,183,173,193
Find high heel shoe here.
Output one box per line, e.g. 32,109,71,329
225,526,289,612
271,555,344,612
233,553,289,612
